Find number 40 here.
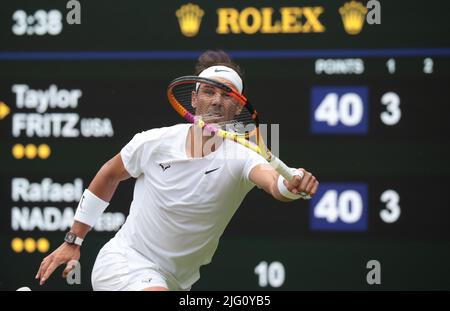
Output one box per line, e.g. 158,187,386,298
315,91,402,127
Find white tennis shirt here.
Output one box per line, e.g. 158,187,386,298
115,123,267,288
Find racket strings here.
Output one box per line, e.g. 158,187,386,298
171,81,256,135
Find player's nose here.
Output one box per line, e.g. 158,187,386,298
211,94,223,107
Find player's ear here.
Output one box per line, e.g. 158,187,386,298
191,90,197,108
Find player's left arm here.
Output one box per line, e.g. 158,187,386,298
249,164,319,202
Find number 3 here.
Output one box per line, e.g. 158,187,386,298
380,92,401,126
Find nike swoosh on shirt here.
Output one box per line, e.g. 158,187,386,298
205,167,220,175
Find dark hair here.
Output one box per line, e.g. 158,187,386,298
195,50,244,79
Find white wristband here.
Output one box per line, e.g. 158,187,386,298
74,189,109,228
277,169,311,200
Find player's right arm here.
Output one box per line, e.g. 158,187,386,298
35,153,131,285
88,153,131,202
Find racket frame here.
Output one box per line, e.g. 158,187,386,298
167,75,298,183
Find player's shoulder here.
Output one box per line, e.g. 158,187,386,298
131,123,189,143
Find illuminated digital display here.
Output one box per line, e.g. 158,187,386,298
1,0,449,291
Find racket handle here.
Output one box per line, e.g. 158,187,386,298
270,156,311,200
269,156,297,182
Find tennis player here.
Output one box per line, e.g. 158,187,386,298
35,50,319,291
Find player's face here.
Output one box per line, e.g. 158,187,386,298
191,77,242,124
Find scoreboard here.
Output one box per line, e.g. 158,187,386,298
1,0,449,291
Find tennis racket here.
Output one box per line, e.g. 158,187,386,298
167,75,310,199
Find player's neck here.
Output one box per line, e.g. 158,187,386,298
186,126,223,158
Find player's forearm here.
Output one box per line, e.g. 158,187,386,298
70,221,91,239
88,162,122,202
269,177,292,202
69,172,118,237
72,154,130,235
87,154,130,201
250,164,291,202
259,169,291,202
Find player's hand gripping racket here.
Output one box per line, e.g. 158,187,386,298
167,76,310,199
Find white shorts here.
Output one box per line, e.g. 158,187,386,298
91,237,187,291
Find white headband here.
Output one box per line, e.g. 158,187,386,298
198,65,243,94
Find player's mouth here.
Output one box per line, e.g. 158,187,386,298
204,111,224,121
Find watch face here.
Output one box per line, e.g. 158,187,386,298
65,232,76,243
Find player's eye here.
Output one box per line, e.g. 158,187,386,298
202,88,214,95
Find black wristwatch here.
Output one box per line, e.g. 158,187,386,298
64,232,84,246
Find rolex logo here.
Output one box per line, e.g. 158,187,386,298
339,1,368,35
176,3,204,37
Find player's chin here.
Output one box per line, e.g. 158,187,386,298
209,116,230,126
202,113,219,121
